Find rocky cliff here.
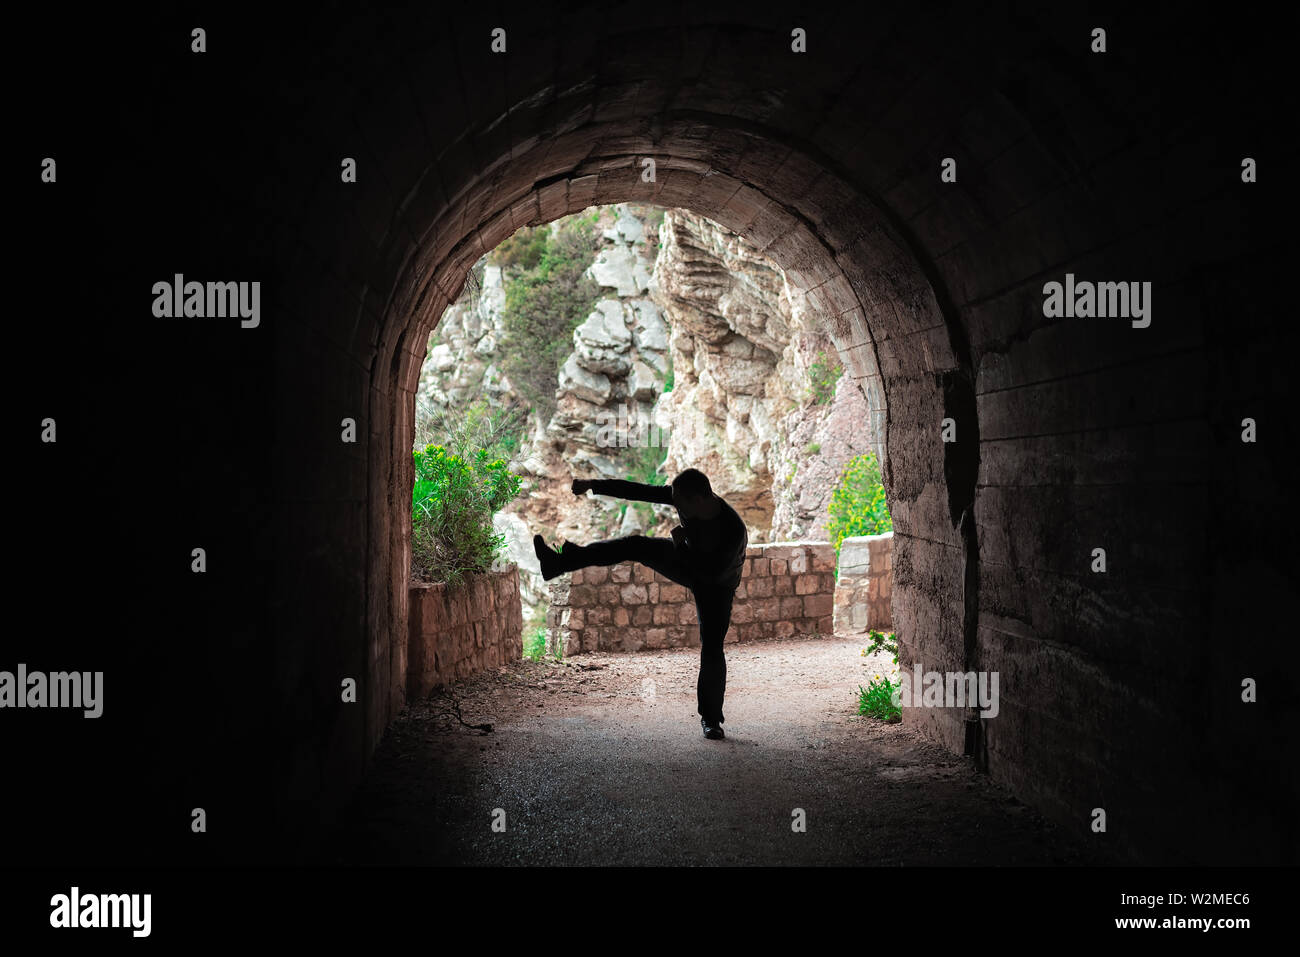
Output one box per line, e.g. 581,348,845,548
415,204,879,620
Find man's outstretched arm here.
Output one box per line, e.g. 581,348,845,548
573,478,674,505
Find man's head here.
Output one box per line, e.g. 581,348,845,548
671,468,719,518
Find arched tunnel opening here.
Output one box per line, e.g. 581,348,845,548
10,0,1294,910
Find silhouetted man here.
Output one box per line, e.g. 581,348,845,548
533,468,748,740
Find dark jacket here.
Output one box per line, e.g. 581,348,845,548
586,479,749,589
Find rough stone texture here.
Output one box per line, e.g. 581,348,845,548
416,205,678,625
547,542,836,654
407,566,523,698
833,533,894,633
418,204,877,625
653,210,875,531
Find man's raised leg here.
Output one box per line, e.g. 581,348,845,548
533,534,693,588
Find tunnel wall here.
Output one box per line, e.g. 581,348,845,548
37,4,1288,864
283,6,1288,862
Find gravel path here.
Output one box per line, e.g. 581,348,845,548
332,635,1102,866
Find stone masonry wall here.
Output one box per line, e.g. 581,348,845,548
832,532,894,634
408,565,523,699
547,542,836,655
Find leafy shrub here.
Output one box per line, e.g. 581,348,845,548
492,225,550,271
623,437,669,526
523,624,548,661
860,629,898,665
461,400,524,462
827,451,892,566
858,674,901,721
808,351,844,405
417,398,524,463
411,444,521,585
496,218,601,418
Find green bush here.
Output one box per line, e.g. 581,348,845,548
492,225,550,271
495,218,601,418
858,675,901,722
411,444,521,585
827,451,892,566
417,398,524,463
523,624,548,661
860,629,898,665
808,351,844,405
623,438,669,526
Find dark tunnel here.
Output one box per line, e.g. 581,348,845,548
11,2,1295,877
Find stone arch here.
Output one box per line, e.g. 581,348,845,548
368,117,972,752
237,5,1282,862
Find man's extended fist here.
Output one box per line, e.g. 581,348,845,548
571,479,591,496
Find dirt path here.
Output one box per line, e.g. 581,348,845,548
332,635,1103,866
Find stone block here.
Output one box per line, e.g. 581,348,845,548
661,583,688,602
803,594,833,618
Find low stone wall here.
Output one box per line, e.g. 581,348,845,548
547,542,837,655
408,565,523,699
832,532,893,633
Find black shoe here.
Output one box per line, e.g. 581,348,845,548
533,534,563,581
701,717,725,740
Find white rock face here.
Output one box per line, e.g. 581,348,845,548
589,244,641,297
573,300,633,375
414,203,881,623
558,353,613,404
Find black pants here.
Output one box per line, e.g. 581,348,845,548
568,535,735,724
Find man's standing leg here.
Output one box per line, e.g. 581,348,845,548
694,586,734,737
